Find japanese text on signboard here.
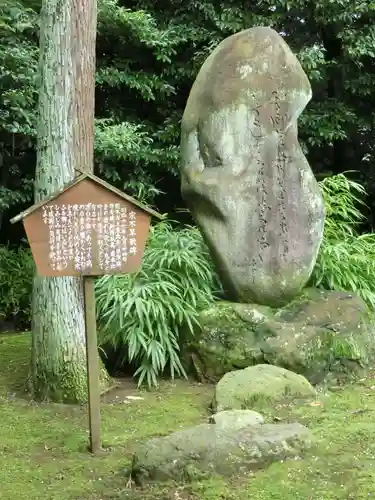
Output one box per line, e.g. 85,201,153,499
42,203,137,272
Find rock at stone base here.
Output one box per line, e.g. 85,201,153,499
213,364,315,412
131,421,312,484
184,289,375,385
209,409,264,428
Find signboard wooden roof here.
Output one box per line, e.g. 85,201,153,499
10,171,163,224
10,172,164,277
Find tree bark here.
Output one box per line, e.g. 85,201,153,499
31,0,109,402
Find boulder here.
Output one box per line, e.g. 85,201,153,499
185,301,272,381
185,289,375,385
213,364,315,412
180,27,325,306
209,409,264,428
131,421,312,484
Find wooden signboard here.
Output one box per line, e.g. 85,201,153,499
11,172,162,454
11,172,161,277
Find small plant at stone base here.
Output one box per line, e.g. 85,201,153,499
95,221,220,388
311,173,375,308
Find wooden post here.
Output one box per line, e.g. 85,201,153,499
83,276,101,454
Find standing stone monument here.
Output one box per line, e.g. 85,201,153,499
180,27,325,306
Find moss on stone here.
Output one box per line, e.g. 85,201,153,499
185,289,375,385
185,303,265,381
131,419,312,484
213,364,316,412
274,288,321,321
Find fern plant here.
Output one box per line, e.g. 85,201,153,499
311,173,375,308
95,221,220,387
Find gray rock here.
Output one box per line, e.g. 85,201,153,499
184,289,375,385
209,409,264,428
213,364,315,412
131,421,312,484
180,27,325,306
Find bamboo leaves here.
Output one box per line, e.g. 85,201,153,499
311,173,375,308
95,221,221,388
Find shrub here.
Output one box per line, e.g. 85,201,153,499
0,245,34,328
311,173,375,307
95,221,221,387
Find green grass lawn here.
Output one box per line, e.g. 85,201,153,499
1,333,375,499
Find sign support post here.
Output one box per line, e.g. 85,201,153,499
83,275,101,454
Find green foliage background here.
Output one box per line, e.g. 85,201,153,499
1,0,375,230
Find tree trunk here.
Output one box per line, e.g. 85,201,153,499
31,0,109,403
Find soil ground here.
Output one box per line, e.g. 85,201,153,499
1,332,375,499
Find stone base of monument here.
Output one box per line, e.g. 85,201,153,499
183,288,375,387
129,289,374,485
130,408,312,485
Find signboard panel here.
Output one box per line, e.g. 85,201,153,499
22,178,151,277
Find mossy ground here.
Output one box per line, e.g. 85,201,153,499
2,333,375,499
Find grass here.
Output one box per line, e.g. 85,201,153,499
1,334,375,499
